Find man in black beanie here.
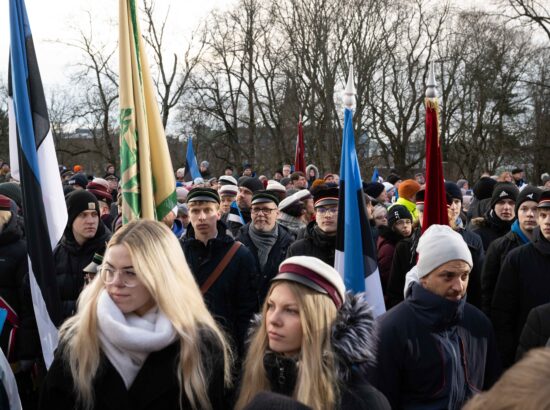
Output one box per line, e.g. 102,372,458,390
53,190,111,320
229,176,264,237
481,186,541,317
467,176,498,224
471,182,519,251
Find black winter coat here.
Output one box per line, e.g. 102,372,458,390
470,210,513,251
249,294,390,410
181,221,258,357
0,213,39,361
39,331,227,410
481,230,525,317
491,227,550,368
53,222,111,322
458,228,484,309
236,223,293,305
369,283,501,410
286,221,336,266
516,302,550,361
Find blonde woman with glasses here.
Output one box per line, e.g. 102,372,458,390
235,256,390,410
39,220,232,410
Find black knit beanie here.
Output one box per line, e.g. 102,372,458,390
66,190,99,228
473,177,497,200
490,182,519,210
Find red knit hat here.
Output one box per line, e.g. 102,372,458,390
0,194,11,211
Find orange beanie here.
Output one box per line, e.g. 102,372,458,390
398,179,421,200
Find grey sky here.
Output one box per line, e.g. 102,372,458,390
0,0,236,89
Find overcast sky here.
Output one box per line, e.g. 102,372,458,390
0,0,236,90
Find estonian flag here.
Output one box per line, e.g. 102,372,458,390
228,200,245,225
184,137,201,182
8,0,68,368
334,66,385,317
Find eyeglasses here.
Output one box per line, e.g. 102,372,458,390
316,207,338,216
99,265,139,288
251,207,278,215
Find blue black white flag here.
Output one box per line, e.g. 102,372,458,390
334,66,385,317
184,137,201,182
228,200,245,225
8,0,67,368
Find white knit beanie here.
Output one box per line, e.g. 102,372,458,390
416,225,472,278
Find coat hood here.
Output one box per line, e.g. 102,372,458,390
248,293,377,381
305,164,319,180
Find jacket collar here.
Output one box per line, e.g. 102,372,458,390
406,282,465,331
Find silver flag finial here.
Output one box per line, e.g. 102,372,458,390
343,64,356,109
426,61,438,98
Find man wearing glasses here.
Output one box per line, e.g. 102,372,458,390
286,186,339,266
237,191,293,305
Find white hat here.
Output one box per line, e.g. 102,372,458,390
219,184,238,197
416,225,472,279
219,175,238,186
383,182,394,192
275,256,346,308
266,180,286,193
278,189,312,211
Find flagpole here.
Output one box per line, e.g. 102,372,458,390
422,61,449,231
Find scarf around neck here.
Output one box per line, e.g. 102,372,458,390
97,290,177,388
511,219,530,245
249,224,278,270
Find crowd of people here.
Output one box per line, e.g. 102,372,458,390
1,160,550,409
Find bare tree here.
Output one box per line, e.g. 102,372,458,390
0,78,9,161
497,0,550,40
142,0,205,129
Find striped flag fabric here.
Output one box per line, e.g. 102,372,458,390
334,66,385,317
119,0,177,223
0,348,22,410
294,114,305,173
184,137,201,182
8,0,67,368
371,167,380,183
422,62,449,231
228,200,245,225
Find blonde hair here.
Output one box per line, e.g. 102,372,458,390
236,281,339,410
58,219,232,409
463,348,550,410
0,210,11,228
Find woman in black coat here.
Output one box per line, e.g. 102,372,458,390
39,220,232,410
236,256,390,410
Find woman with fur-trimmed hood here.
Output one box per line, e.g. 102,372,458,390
305,164,319,189
235,256,390,410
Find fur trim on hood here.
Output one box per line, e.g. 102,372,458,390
305,164,319,180
470,216,487,228
247,293,377,380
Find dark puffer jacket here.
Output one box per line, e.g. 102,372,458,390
248,294,390,410
181,221,258,357
0,213,39,361
53,221,111,322
237,223,294,306
39,328,228,410
286,221,336,266
369,282,501,409
491,227,550,368
470,210,513,251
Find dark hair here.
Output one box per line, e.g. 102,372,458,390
290,171,305,181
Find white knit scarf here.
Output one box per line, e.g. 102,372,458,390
97,290,177,388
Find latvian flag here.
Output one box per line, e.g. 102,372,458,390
334,66,385,317
8,0,67,368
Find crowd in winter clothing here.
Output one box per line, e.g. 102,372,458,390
2,160,550,409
